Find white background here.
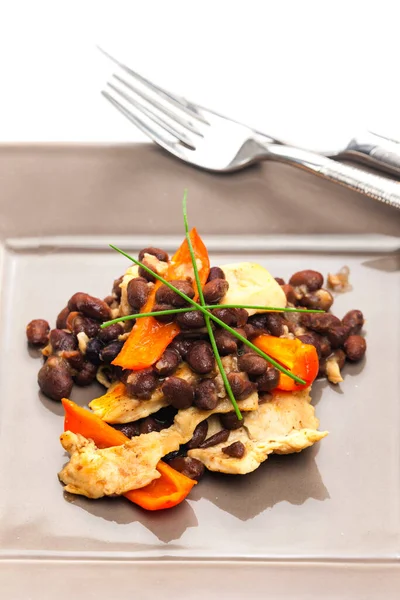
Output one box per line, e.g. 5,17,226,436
0,0,399,149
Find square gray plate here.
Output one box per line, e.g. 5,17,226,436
0,144,399,599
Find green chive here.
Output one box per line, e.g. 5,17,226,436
101,304,323,329
182,191,243,420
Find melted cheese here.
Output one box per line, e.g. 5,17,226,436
220,262,286,316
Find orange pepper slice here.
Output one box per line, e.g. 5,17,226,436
62,399,196,510
253,334,319,391
112,228,210,371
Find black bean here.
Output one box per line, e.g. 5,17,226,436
248,314,268,330
328,325,351,349
219,412,244,430
300,313,341,334
154,348,181,376
255,366,280,392
60,350,84,371
176,310,205,329
299,289,333,311
274,277,285,285
56,307,70,329
207,266,225,282
152,303,176,323
342,310,364,335
138,247,169,263
186,340,215,374
154,405,178,426
227,372,256,399
213,329,238,355
264,313,285,337
139,417,163,435
343,335,366,362
222,441,245,458
318,335,332,358
74,361,98,386
203,278,229,304
187,421,209,449
100,341,124,363
297,333,322,358
169,337,193,359
334,349,346,369
167,457,205,481
112,275,124,300
127,277,150,311
68,292,111,322
163,446,186,462
194,379,218,410
97,323,124,344
49,329,78,353
85,338,104,365
126,368,158,399
138,259,157,283
198,429,230,449
212,308,248,327
38,356,73,401
26,319,50,346
70,314,100,338
103,295,116,307
155,280,195,308
112,421,140,438
237,353,267,376
162,376,194,409
281,283,297,304
289,270,323,291
243,323,263,340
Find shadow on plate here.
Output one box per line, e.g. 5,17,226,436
189,443,329,521
38,381,105,416
60,442,328,539
63,490,198,544
310,377,327,406
362,253,400,273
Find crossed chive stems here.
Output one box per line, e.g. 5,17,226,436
106,194,322,418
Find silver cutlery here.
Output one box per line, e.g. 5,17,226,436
100,49,400,209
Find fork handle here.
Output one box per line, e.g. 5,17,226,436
345,131,400,176
263,143,400,210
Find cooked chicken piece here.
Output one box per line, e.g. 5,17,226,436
59,431,165,497
220,262,286,316
89,381,168,424
59,392,259,498
89,362,197,423
188,389,328,475
326,354,344,384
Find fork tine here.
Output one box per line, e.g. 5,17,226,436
112,74,204,138
107,81,196,149
97,46,209,125
102,90,180,150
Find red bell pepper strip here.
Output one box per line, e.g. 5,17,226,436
253,334,319,391
62,399,196,510
112,228,210,371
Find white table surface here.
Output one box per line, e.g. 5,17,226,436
1,0,399,148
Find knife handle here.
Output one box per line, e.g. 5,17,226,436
345,131,400,176
263,143,400,210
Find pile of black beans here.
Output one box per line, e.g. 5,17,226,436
275,269,366,376
26,249,366,480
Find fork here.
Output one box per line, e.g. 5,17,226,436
100,51,400,210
